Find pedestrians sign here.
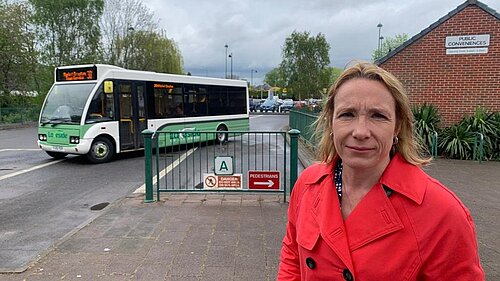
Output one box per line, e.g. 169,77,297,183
248,171,280,190
214,156,233,175
203,173,242,189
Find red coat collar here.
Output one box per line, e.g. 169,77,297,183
303,153,426,205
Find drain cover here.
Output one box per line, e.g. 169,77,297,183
90,202,110,211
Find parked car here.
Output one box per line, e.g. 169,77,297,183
260,98,279,112
249,98,260,112
280,99,295,112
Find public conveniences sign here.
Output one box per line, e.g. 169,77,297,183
248,171,280,190
445,34,490,55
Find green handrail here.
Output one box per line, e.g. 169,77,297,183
431,131,438,159
143,129,155,202
473,132,484,164
289,129,300,194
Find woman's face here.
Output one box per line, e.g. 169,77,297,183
332,78,398,171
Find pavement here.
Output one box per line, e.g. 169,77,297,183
0,137,499,280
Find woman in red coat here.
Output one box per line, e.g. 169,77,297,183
278,62,484,280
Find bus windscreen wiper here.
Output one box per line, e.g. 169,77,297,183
41,117,72,126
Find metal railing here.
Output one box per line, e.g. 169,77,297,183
289,109,318,148
431,131,485,163
431,131,438,159
143,130,300,202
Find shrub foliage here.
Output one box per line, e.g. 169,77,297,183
412,105,500,161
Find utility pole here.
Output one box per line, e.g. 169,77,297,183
377,23,383,55
228,53,233,79
224,44,228,78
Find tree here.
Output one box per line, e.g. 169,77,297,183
100,0,158,65
373,33,409,61
327,67,343,85
29,0,104,66
114,30,183,74
0,1,38,106
264,67,286,88
280,31,330,101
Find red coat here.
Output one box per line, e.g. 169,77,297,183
278,154,484,280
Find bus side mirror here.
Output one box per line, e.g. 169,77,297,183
104,81,113,94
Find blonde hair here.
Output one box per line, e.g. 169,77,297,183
314,61,431,166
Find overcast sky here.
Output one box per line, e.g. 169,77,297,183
142,0,498,85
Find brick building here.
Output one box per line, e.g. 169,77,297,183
377,0,499,127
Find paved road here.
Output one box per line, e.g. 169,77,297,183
0,115,291,273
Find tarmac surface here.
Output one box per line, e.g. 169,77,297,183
0,141,499,280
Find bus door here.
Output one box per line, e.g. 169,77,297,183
135,82,147,147
117,81,147,150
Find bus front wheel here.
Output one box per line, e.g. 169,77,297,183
216,125,228,144
46,151,67,159
86,137,114,164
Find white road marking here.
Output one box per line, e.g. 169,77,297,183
0,149,41,152
133,147,198,194
0,159,65,181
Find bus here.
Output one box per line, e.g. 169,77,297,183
37,64,249,163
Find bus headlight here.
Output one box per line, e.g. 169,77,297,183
38,134,47,141
69,136,80,144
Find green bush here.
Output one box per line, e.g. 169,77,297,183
411,104,499,161
2,112,22,123
412,103,440,155
460,108,498,160
0,107,40,124
438,124,475,160
487,112,500,160
435,108,499,161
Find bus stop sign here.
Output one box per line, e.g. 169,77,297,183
248,171,280,190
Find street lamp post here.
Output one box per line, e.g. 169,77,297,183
127,26,135,69
228,53,233,79
224,44,228,79
377,23,383,54
250,69,257,88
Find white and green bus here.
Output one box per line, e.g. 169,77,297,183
38,64,249,163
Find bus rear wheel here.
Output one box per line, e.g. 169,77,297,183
46,151,67,159
216,125,228,144
86,137,114,164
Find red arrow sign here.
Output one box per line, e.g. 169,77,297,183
248,171,280,190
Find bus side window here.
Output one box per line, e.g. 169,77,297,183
191,94,207,116
106,92,114,119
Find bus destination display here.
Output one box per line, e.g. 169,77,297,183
56,66,97,82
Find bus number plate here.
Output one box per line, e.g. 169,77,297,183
52,145,64,151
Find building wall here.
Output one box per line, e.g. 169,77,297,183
380,5,499,127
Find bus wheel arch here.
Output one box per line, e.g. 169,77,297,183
86,135,115,164
216,124,228,144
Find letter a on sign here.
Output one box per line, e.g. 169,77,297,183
220,161,228,171
214,156,233,175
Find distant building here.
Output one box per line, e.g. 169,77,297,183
377,0,499,127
